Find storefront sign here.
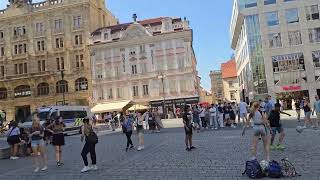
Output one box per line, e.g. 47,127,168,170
282,85,301,91
14,90,31,98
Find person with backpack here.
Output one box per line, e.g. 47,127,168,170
80,118,98,172
6,121,21,160
46,116,66,166
122,114,134,151
183,105,195,151
268,103,291,150
246,102,271,161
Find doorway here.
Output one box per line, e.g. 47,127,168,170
15,106,31,123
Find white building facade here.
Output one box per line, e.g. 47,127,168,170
90,17,199,110
231,0,320,104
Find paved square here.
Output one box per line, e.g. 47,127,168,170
0,120,319,180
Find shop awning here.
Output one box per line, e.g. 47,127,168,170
128,104,149,111
91,100,134,113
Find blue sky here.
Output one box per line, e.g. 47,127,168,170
0,0,234,91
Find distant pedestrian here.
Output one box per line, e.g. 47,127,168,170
30,117,48,172
209,104,217,130
245,102,270,161
269,103,291,150
192,106,201,132
217,103,224,128
122,114,134,152
199,105,206,128
154,109,163,133
46,116,65,166
6,121,21,160
136,113,145,151
294,99,301,122
80,118,98,172
303,99,312,129
183,105,195,151
43,118,52,145
312,95,320,129
239,100,248,126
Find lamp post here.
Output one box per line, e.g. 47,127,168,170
158,73,166,118
60,70,66,105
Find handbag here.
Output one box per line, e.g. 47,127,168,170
86,126,98,144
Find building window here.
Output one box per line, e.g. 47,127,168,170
76,54,84,68
309,27,320,43
169,81,177,93
14,63,27,74
56,80,68,94
35,22,44,33
122,54,126,72
268,33,282,48
55,37,64,48
75,77,88,91
14,43,27,55
312,51,320,68
230,91,236,100
133,85,139,97
265,12,279,26
180,80,187,92
54,19,63,30
288,31,302,46
0,47,4,57
228,81,234,88
178,57,185,69
116,88,122,98
240,0,257,8
143,85,149,96
306,5,320,21
107,88,113,99
0,31,4,40
264,0,276,5
37,60,46,72
14,85,31,98
104,33,109,40
74,34,83,46
13,26,26,37
37,83,49,96
286,8,299,24
0,65,4,78
56,57,65,70
139,45,145,54
140,63,147,74
37,40,45,51
272,53,305,72
73,16,82,28
131,65,137,74
0,88,7,99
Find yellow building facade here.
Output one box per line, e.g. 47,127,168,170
0,0,117,122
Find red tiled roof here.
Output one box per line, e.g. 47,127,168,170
221,59,237,79
92,17,182,36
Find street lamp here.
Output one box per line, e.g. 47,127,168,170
60,70,66,105
158,73,166,118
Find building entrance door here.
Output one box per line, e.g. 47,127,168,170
15,106,31,123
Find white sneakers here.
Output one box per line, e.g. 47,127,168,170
10,156,19,160
137,146,145,151
34,166,47,173
34,167,40,172
81,165,98,173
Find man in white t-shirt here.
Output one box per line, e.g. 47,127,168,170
209,104,217,130
239,100,248,126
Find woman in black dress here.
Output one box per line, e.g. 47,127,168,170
47,116,65,166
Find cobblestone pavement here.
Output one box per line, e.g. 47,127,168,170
0,119,320,180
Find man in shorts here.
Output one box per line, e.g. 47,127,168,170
268,103,291,150
183,105,195,151
313,95,320,129
238,100,248,126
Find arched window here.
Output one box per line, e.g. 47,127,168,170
75,77,88,91
14,85,31,98
37,83,49,96
0,88,7,99
56,80,68,94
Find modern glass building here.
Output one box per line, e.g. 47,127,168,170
230,0,320,106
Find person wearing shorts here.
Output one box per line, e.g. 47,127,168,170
313,95,320,129
303,99,312,129
183,105,195,151
136,112,145,151
246,102,270,161
268,103,291,150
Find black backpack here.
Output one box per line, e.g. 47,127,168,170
243,159,265,179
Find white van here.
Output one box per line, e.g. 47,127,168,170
22,106,93,135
